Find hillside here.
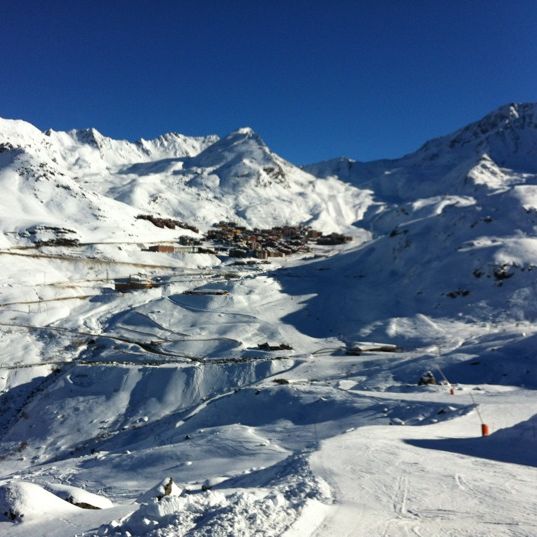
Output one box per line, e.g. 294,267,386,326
299,103,537,341
0,104,537,536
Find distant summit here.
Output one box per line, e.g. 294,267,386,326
2,102,537,234
0,117,368,233
416,102,537,167
304,102,537,200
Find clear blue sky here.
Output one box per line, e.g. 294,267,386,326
1,0,536,164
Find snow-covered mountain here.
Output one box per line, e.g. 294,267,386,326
0,118,372,240
0,118,220,243
2,104,537,536
295,103,537,343
1,118,218,169
305,102,537,199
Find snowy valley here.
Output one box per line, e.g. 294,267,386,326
0,103,537,536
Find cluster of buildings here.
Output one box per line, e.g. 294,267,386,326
135,216,353,260
114,275,155,293
205,221,351,259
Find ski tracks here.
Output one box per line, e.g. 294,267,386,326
381,473,422,537
393,474,410,517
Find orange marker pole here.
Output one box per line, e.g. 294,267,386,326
481,423,490,437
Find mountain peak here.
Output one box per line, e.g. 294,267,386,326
188,126,271,170
68,127,105,147
234,127,255,136
0,117,49,148
464,102,536,134
407,101,537,171
224,127,263,146
443,102,537,151
137,131,219,159
491,101,537,120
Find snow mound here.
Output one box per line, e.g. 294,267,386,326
95,456,330,536
98,490,291,537
98,490,311,537
0,481,79,522
44,482,114,509
137,477,183,503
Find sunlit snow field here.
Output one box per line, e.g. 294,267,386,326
1,105,537,536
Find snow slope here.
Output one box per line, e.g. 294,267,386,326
298,103,537,344
1,103,537,536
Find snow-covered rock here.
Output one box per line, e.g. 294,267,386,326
136,477,183,503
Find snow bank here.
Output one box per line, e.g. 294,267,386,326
98,489,294,537
44,482,114,509
95,456,331,536
0,481,79,522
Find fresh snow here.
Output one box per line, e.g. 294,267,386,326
1,103,537,536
